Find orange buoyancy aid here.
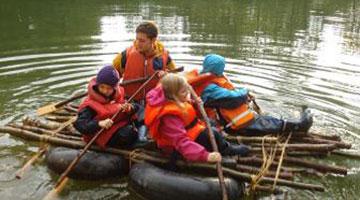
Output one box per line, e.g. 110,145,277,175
78,78,130,148
123,45,169,101
187,69,255,130
145,101,206,147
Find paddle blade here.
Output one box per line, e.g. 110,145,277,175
43,188,59,200
37,104,57,116
43,177,69,200
15,148,46,179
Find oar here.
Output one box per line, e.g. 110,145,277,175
246,92,262,115
188,86,228,200
43,71,160,200
15,117,77,179
37,93,87,116
252,98,262,115
37,67,184,116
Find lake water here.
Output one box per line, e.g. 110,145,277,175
0,0,359,199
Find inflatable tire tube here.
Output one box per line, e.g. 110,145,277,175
45,147,128,180
129,162,245,200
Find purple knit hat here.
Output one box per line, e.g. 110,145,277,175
96,65,120,87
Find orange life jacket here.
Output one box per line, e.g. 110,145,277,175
187,69,255,130
145,101,206,147
122,46,169,101
78,78,130,149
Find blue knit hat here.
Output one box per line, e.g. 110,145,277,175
96,65,120,87
201,54,225,76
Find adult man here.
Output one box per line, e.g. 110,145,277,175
112,21,176,143
113,21,176,102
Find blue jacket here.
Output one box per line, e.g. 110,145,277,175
201,83,249,109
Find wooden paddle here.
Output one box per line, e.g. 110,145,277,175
37,67,184,116
42,71,160,200
248,93,262,115
188,86,228,200
15,117,77,179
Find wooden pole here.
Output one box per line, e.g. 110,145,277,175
14,117,76,179
188,86,228,200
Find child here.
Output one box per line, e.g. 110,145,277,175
188,54,313,135
145,73,250,163
74,65,138,149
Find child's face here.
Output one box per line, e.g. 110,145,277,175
178,86,190,102
98,84,114,97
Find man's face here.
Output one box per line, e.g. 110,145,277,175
136,32,155,53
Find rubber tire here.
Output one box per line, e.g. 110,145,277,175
129,162,245,200
45,147,128,180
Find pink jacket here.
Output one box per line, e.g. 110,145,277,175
146,86,209,162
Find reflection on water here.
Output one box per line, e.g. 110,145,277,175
0,0,359,199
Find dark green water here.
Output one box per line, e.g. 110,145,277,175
0,0,359,199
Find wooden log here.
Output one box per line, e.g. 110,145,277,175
253,185,284,194
332,150,360,159
227,132,343,144
64,125,80,136
291,137,351,149
8,124,81,141
235,164,294,180
22,116,61,130
68,103,79,109
59,130,82,137
45,116,73,123
236,156,347,175
0,126,325,192
51,110,77,117
203,164,324,192
286,151,328,157
230,135,349,149
226,136,278,143
237,156,280,169
308,132,341,141
279,156,347,175
63,105,78,113
249,143,337,153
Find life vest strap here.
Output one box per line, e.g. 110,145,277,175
184,117,199,130
225,109,252,129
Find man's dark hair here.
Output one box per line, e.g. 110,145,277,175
136,21,158,39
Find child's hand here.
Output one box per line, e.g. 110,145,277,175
247,93,255,101
119,103,133,112
98,118,113,129
207,152,222,163
190,96,202,104
157,70,167,78
195,97,202,104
